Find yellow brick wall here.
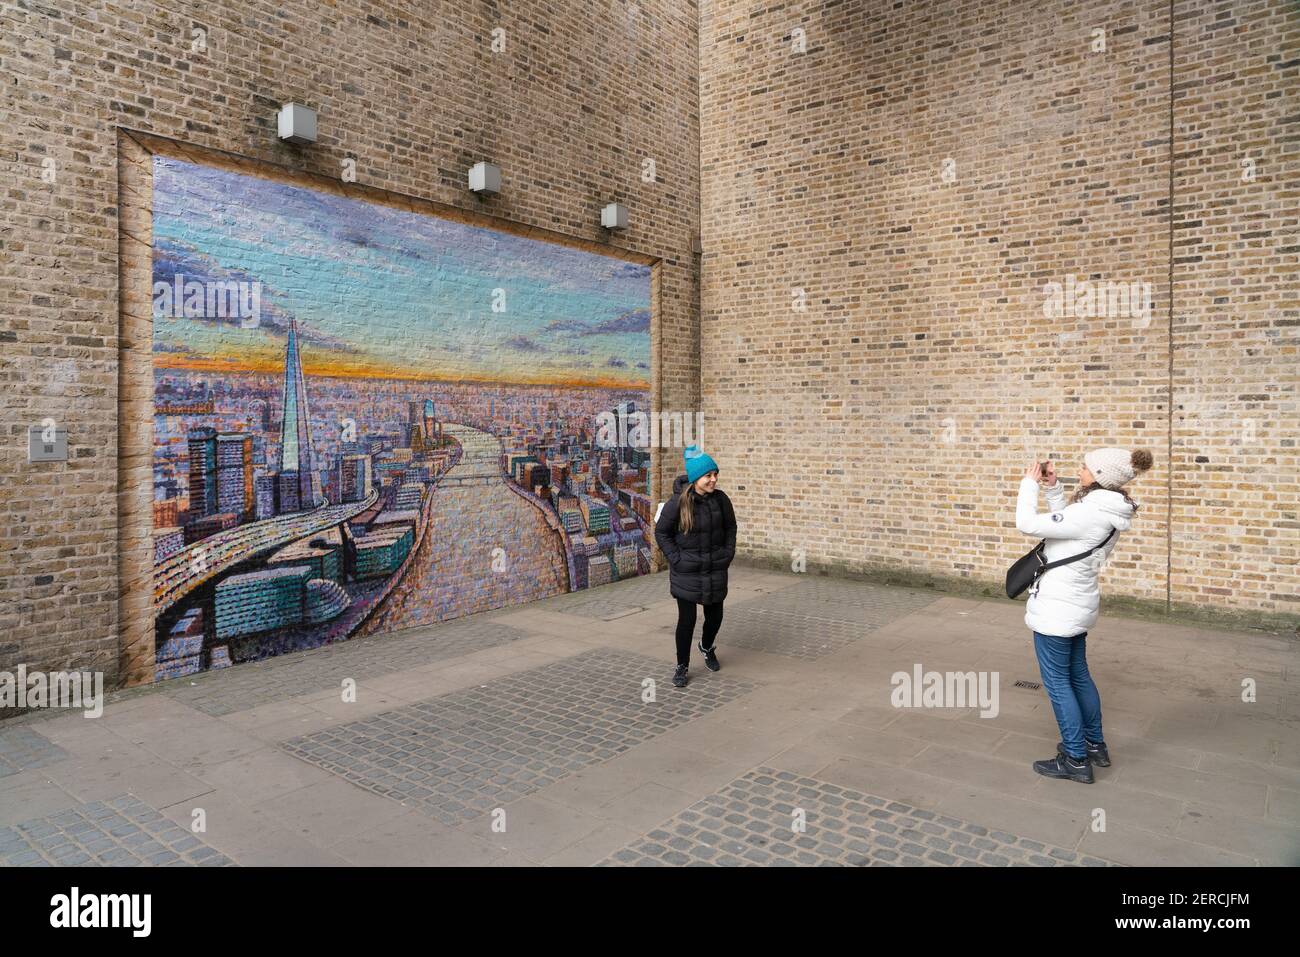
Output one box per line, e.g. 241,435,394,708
699,0,1296,617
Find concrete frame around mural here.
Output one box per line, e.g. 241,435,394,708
117,129,663,688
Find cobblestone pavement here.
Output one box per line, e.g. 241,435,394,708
281,647,756,825
0,794,235,866
0,726,69,778
601,767,1119,867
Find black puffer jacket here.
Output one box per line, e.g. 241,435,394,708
654,473,738,605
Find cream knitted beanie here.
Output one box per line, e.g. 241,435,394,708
1083,447,1154,490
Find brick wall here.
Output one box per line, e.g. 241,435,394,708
1,0,701,685
1170,0,1298,614
699,0,1297,620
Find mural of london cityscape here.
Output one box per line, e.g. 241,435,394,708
151,157,652,682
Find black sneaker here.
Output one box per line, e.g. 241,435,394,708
698,641,720,672
1057,739,1111,767
1032,753,1094,784
672,664,689,688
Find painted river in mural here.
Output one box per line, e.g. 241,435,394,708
358,424,569,634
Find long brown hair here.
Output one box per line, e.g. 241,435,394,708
677,483,696,534
1071,483,1140,512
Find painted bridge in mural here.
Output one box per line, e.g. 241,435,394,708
153,489,380,613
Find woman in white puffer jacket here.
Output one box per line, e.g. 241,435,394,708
1015,447,1153,785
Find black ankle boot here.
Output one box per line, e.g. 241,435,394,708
1033,752,1094,784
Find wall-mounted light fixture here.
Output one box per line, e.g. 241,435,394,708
469,161,501,195
277,103,317,144
601,202,628,230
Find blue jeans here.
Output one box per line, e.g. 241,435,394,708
1032,631,1104,759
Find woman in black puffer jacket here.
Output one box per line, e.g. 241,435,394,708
654,446,737,688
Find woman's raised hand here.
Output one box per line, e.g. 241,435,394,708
1024,460,1057,486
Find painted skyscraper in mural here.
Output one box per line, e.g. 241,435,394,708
277,320,320,512
150,157,653,682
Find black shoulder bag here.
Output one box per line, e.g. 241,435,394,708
1005,528,1115,599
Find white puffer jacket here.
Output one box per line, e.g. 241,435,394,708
1015,477,1134,638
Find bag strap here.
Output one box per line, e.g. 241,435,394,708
1039,527,1116,572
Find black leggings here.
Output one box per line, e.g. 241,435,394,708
675,597,724,666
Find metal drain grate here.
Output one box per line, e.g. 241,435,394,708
1013,679,1041,690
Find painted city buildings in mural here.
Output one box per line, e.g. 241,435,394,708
151,158,652,681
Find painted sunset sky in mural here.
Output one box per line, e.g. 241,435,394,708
151,157,653,682
152,157,651,387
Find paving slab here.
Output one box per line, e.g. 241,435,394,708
1175,803,1300,866
1112,760,1270,816
332,810,505,867
542,822,644,867
460,794,607,861
595,780,701,833
157,788,350,866
189,747,340,804
257,776,415,849
1079,823,1258,867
